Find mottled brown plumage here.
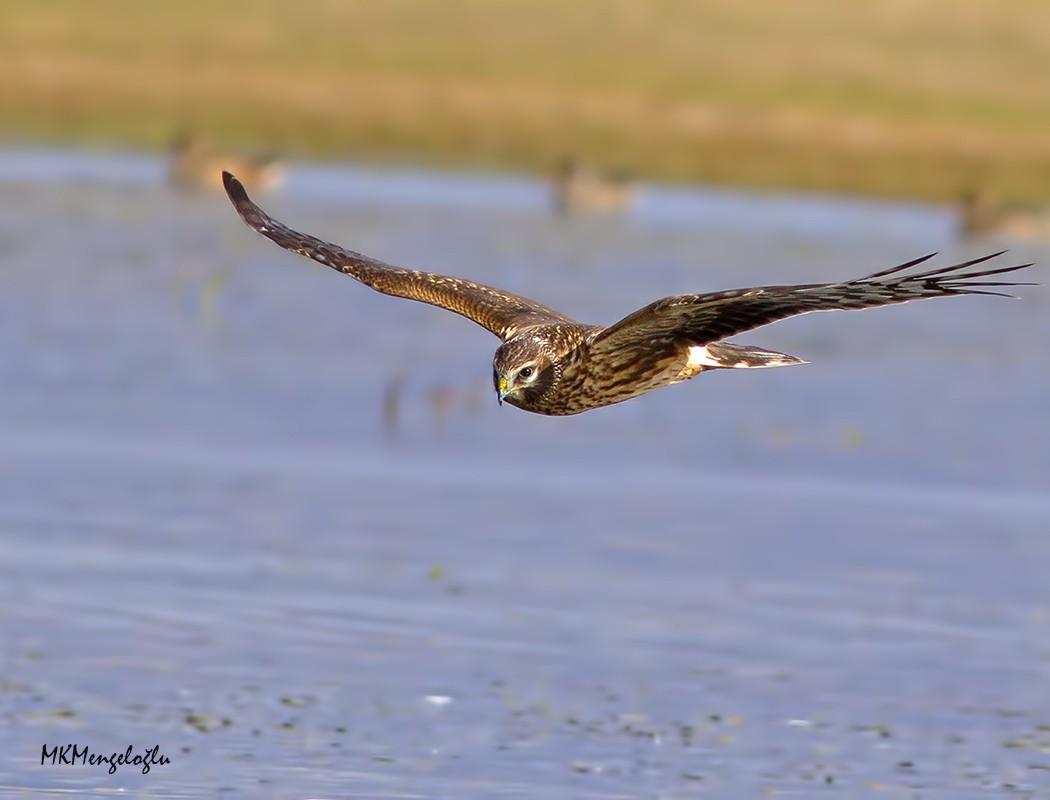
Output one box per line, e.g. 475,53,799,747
223,171,1034,416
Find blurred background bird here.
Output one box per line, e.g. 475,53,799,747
169,133,285,193
956,187,1050,242
550,157,636,215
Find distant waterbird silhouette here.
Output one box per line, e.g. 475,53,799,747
957,188,1050,241
551,158,636,215
170,134,285,193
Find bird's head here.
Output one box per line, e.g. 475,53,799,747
493,335,558,409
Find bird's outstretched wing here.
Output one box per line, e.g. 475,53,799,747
223,172,576,341
589,252,1034,355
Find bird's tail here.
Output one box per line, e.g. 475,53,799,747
701,342,806,369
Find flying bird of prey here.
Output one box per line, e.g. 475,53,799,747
223,172,1032,417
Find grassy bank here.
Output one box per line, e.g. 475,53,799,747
4,0,1050,200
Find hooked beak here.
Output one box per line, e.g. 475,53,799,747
497,376,508,406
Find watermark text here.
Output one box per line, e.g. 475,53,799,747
41,744,169,775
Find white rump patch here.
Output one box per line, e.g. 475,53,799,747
687,343,806,370
686,345,722,368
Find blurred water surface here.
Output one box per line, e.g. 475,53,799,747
0,150,1048,799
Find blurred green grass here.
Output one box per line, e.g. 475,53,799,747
4,0,1050,199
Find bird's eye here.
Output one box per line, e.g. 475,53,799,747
519,367,534,379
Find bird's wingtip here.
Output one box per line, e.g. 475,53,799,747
222,170,246,202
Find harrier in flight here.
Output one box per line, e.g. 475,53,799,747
223,172,1032,417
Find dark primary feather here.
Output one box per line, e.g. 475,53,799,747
223,171,574,341
589,252,1034,356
